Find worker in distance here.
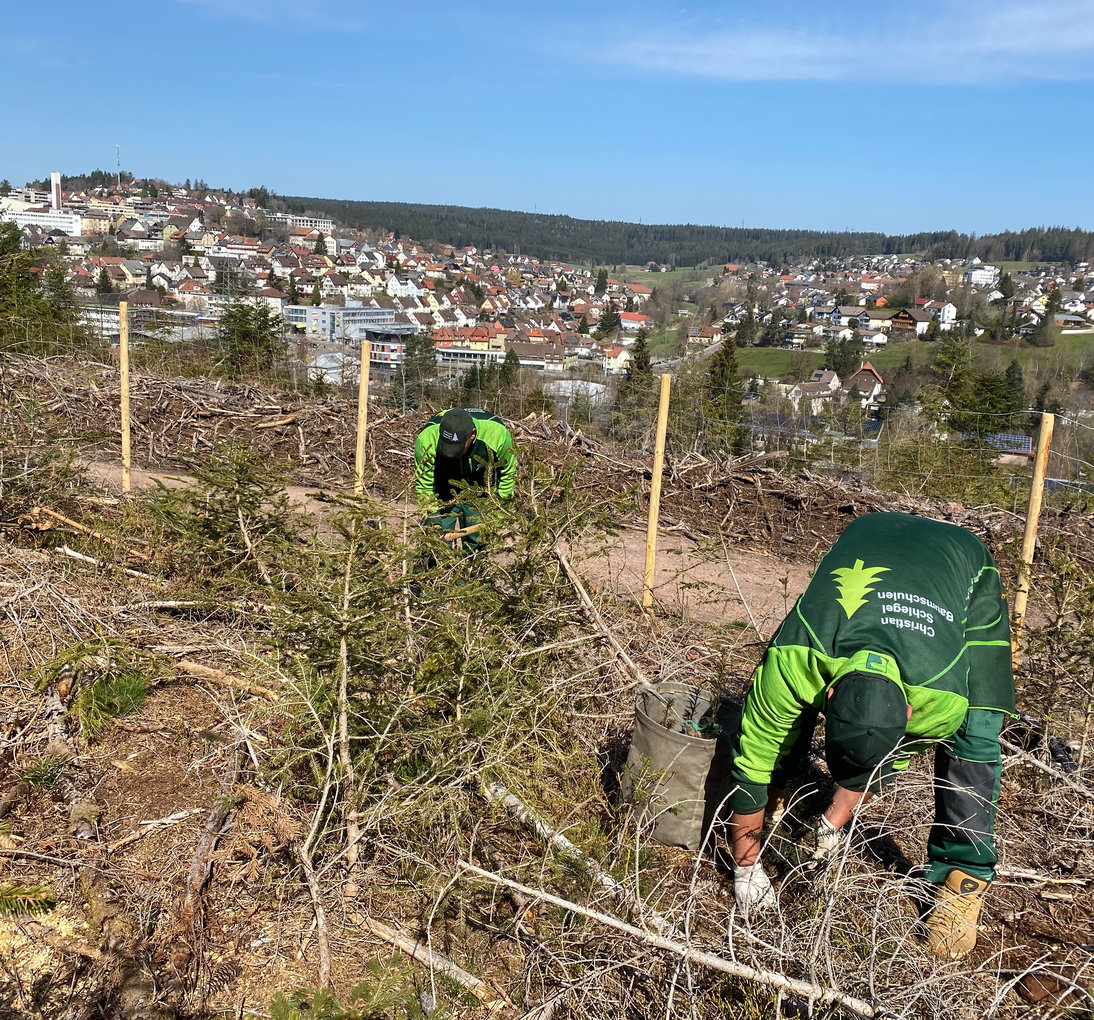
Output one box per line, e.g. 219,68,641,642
413,407,517,552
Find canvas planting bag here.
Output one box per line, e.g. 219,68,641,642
623,682,720,850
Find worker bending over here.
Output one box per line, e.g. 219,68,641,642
413,407,517,552
726,512,1015,959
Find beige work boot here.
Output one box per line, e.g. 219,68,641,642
926,869,989,959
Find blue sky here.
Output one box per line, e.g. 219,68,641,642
5,0,1093,235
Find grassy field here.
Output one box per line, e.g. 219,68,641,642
736,347,822,378
733,331,1094,382
734,342,913,381
616,265,713,288
647,329,679,356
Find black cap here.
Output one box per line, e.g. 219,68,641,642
436,408,475,458
824,671,907,792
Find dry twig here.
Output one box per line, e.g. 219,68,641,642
553,546,649,689
457,860,878,1018
364,916,510,1011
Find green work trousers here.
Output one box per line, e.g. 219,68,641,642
924,708,1004,883
423,502,484,555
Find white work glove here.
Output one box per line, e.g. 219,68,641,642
809,815,844,863
733,862,776,914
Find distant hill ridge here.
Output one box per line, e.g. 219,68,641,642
281,196,1094,268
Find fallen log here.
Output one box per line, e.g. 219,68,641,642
458,860,878,1019
364,916,510,1012
175,659,280,702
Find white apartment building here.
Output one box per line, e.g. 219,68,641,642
266,211,335,234
2,208,83,235
963,265,1000,287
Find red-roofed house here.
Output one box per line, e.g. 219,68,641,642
600,344,630,374
845,362,884,409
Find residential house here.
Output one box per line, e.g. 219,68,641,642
600,344,630,375
820,325,854,346
320,273,350,301
793,369,842,415
619,311,652,333
784,324,823,349
175,278,210,310
688,324,721,346
252,287,287,313
344,276,374,300
834,304,865,326
890,308,933,335
115,217,147,242
924,301,957,327
860,308,895,331
386,276,423,299
844,363,884,410
506,339,570,372
162,215,201,241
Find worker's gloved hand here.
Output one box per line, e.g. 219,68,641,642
733,862,776,914
809,815,844,863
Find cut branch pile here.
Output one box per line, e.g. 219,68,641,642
3,353,1094,1019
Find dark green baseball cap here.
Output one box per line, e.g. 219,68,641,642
437,408,475,458
824,671,908,792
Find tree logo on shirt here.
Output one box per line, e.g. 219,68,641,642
831,559,889,619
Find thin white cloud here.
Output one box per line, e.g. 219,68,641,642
594,0,1094,83
175,0,371,32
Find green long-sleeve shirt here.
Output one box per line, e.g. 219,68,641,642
414,408,517,507
728,512,1015,813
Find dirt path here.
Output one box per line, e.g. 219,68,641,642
572,525,812,633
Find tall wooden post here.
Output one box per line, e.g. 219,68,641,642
119,301,132,494
643,373,672,610
354,340,372,495
1013,412,1054,653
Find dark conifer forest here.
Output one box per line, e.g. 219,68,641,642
281,195,1094,266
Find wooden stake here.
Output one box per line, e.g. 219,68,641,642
1013,412,1054,654
119,300,132,494
354,340,372,495
643,373,672,610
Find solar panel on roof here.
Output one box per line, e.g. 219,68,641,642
981,432,1033,453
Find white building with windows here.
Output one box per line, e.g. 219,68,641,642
282,301,397,339
266,211,335,234
2,207,83,235
963,265,1000,287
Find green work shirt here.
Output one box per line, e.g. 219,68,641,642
728,512,1015,813
414,408,517,507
